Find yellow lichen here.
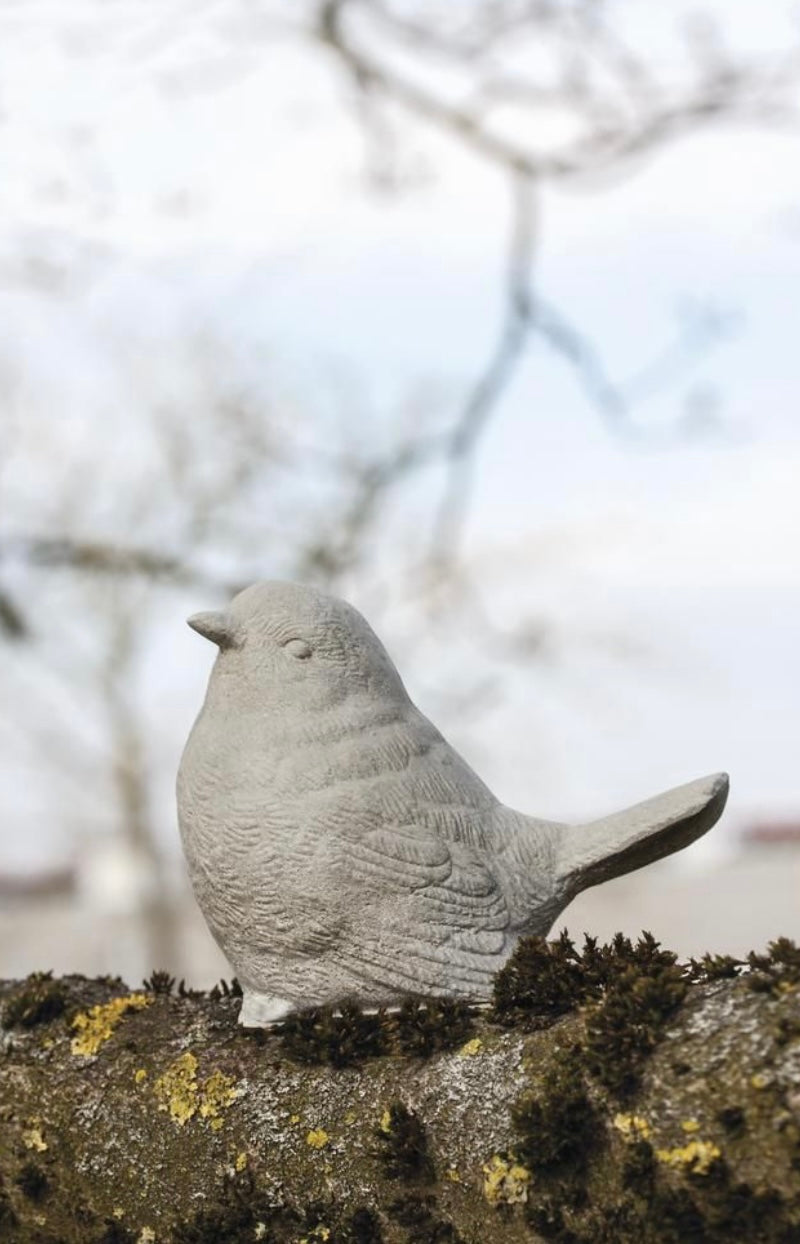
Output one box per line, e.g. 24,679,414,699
681,1118,700,1133
138,1230,156,1244
235,1152,248,1172
751,1073,769,1090
343,1110,357,1125
134,1068,148,1084
656,1139,721,1176
482,1154,530,1205
198,1068,239,1123
306,1127,330,1149
22,1124,48,1152
70,994,152,1057
154,1051,199,1125
289,1113,301,1124
153,1052,239,1129
613,1113,651,1141
112,1207,125,1219
379,1109,392,1134
459,1037,483,1057
300,1228,332,1243
446,1167,461,1183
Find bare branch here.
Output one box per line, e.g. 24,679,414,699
0,537,242,601
431,171,539,559
311,0,786,565
0,588,27,639
317,0,800,185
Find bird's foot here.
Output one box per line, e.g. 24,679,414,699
238,991,294,1028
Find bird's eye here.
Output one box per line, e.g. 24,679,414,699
283,638,313,661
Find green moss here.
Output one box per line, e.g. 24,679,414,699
280,1000,389,1067
491,930,585,1026
494,931,689,1098
621,1139,656,1195
374,1102,433,1183
775,1014,800,1046
2,971,67,1029
513,1050,598,1171
715,1105,745,1135
645,1185,707,1243
702,1173,786,1240
169,1171,383,1244
14,1161,48,1202
3,940,799,1242
142,970,175,995
583,960,688,1097
177,979,205,1000
341,1208,383,1243
525,1198,578,1242
392,997,474,1058
583,931,682,981
745,938,800,996
278,996,473,1066
491,930,683,1029
687,953,743,982
170,1171,287,1243
387,1194,463,1244
0,1184,18,1230
96,1221,136,1244
207,978,242,1002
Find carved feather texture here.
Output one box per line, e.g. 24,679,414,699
177,581,728,1018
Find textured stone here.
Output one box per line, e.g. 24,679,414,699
178,581,728,1023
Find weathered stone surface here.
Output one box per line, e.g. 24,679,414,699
179,579,729,1022
1,962,799,1243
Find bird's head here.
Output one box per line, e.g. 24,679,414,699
187,580,409,716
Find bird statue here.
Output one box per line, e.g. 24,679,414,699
177,581,728,1026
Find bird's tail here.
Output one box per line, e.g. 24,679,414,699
555,772,729,899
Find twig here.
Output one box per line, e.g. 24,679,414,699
431,171,539,560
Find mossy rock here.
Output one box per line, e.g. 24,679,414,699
0,937,798,1241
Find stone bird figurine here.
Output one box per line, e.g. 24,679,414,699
177,581,728,1026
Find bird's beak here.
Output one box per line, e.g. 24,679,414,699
187,611,242,650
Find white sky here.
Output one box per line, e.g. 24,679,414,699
1,0,799,875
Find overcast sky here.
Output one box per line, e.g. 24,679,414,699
1,0,799,874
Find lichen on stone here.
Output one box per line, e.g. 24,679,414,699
21,1122,48,1152
656,1138,722,1175
70,993,152,1057
482,1153,530,1205
614,1112,652,1141
198,1068,239,1128
153,1051,239,1129
299,1226,331,1242
154,1051,201,1125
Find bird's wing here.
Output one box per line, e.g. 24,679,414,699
328,820,511,999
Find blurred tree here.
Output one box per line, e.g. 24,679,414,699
0,0,797,971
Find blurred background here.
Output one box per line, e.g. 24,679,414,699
1,0,798,987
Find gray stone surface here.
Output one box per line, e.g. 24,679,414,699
177,581,728,1024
